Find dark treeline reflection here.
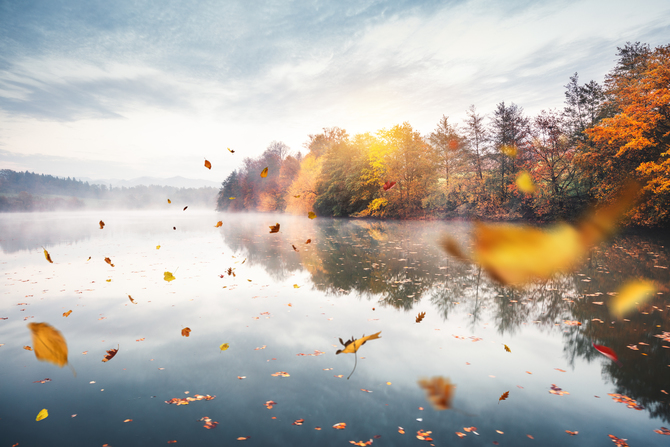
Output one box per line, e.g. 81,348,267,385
221,216,670,422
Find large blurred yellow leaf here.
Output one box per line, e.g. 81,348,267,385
515,171,536,194
336,331,381,355
611,280,656,318
28,322,68,368
36,408,48,421
418,376,455,410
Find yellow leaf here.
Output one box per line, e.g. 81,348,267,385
42,247,53,264
294,195,300,198
204,159,212,170
36,408,48,421
293,284,300,288
164,271,176,282
28,322,68,368
611,280,656,318
504,344,511,352
105,279,112,282
229,197,235,200
308,212,316,219
167,199,171,203
336,331,381,355
215,221,223,228
500,144,517,158
104,257,115,267
227,147,235,153
156,245,161,249
515,171,536,194
260,167,268,178
219,343,229,351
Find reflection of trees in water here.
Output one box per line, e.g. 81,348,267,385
220,215,670,422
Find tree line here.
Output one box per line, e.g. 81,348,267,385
217,42,669,227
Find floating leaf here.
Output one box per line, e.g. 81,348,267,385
269,223,280,233
383,181,396,191
86,257,91,261
294,194,300,198
566,431,579,436
128,295,136,304
183,206,188,211
99,220,105,229
63,310,72,317
227,147,235,153
308,212,316,219
104,257,115,267
292,245,299,252
24,345,32,351
260,167,268,178
36,408,48,421
215,221,223,228
167,199,171,203
219,343,229,351
102,345,119,362
292,419,304,426
417,376,455,410
504,344,511,352
500,144,517,158
204,159,212,170
293,284,300,288
42,247,53,264
336,331,382,355
156,245,160,249
164,271,176,282
498,391,510,403
229,197,235,200
592,343,622,366
611,280,656,318
305,239,311,244
333,423,346,430
182,327,191,337
28,322,68,368
415,312,425,323
515,171,536,194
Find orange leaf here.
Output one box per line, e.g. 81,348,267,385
63,310,72,317
417,376,455,410
28,322,68,368
260,167,268,178
181,327,191,337
498,391,510,403
204,159,212,170
415,312,425,323
104,257,115,267
102,345,119,363
215,221,223,228
99,220,105,229
269,223,280,233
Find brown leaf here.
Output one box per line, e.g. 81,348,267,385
28,322,69,368
204,159,211,170
42,247,53,263
183,206,188,211
269,223,280,233
128,295,136,304
167,199,171,204
215,221,223,228
292,245,299,252
102,345,119,362
99,220,105,229
305,239,311,244
104,257,115,267
181,327,191,337
415,312,425,323
308,212,316,219
498,391,510,403
417,376,455,411
227,147,235,153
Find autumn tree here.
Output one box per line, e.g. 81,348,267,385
490,102,529,203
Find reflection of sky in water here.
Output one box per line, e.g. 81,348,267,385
1,211,669,446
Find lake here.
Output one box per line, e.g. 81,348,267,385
1,210,669,446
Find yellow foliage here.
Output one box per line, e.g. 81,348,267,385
28,322,69,368
611,280,656,318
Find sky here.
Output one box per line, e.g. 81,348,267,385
0,0,668,183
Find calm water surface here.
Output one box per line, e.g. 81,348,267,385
1,210,669,446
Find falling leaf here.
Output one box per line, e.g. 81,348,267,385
106,279,112,282
292,245,299,252
504,344,511,352
183,206,188,211
383,181,396,191
167,199,171,203
173,227,176,230
417,376,455,410
164,271,176,282
156,245,161,250
305,239,311,244
104,257,115,267
86,257,91,261
99,220,105,229
28,322,68,368
308,212,316,219
228,147,235,153
564,320,582,326
294,194,300,198
653,427,670,435
500,144,517,158
63,310,72,317
24,345,33,351
182,327,191,337
293,284,300,288
333,423,346,430
498,391,510,403
102,345,119,362
128,295,136,304
215,221,223,228
42,247,53,264
269,223,280,233
123,419,132,423
292,419,304,426
415,312,425,323
36,408,48,421
260,167,268,178
236,436,249,440
566,431,579,436
336,331,381,355
219,343,229,351
516,171,536,194
204,159,212,169
611,280,656,318
229,197,235,200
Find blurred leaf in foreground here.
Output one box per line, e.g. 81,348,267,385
28,322,68,368
417,376,455,410
610,280,656,318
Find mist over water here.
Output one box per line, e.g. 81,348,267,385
1,210,668,446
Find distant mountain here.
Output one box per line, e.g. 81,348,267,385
77,176,220,189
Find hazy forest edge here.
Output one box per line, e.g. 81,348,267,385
217,43,670,228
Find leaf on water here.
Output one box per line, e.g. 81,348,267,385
63,310,72,317
292,245,299,252
28,322,68,368
99,220,105,229
611,280,656,318
219,343,229,351
293,284,300,288
415,312,425,323
164,271,176,282
294,195,300,198
173,226,176,230
260,167,268,178
500,144,517,158
417,376,455,411
104,257,115,267
305,239,311,244
336,331,382,355
42,247,53,264
36,408,48,421
308,212,316,219
504,344,511,352
106,279,112,282
204,159,212,170
515,171,536,194
102,345,119,362
182,327,191,337
167,199,171,203
128,295,136,304
498,391,510,403
269,223,280,233
566,431,579,436
383,181,396,191
183,206,188,211
227,147,235,153
292,419,304,426
215,221,223,228
333,423,346,430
